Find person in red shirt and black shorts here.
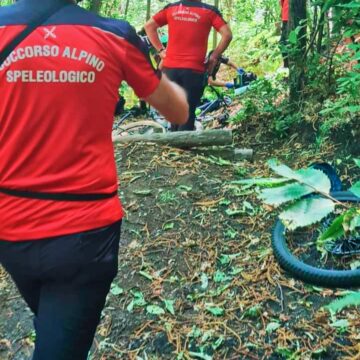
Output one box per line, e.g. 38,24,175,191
0,0,188,359
279,0,289,68
145,0,233,131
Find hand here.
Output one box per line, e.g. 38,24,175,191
237,67,245,75
158,48,166,60
225,82,234,89
206,52,219,76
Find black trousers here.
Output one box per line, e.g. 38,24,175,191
0,221,122,360
280,21,289,68
163,67,206,131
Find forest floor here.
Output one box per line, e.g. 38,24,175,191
0,114,359,360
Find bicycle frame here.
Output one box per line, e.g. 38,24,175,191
114,85,232,132
197,86,231,120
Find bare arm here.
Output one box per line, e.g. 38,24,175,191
208,76,227,87
207,24,233,74
144,19,164,53
227,60,238,71
145,75,188,125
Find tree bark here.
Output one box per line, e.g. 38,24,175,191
113,129,233,148
289,0,307,104
212,0,220,48
146,0,151,21
89,0,102,14
316,9,325,53
124,0,130,19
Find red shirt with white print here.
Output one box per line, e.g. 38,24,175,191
0,2,160,241
153,0,227,72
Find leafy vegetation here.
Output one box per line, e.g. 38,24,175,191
325,291,360,316
241,159,359,255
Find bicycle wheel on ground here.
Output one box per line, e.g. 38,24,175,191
112,120,166,138
272,191,360,288
223,95,232,106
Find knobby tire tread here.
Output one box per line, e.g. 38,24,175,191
272,191,360,288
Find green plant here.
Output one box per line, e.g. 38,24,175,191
158,190,177,203
319,46,360,138
230,77,291,135
325,291,360,316
238,159,360,253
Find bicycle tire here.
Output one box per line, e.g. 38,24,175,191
113,120,166,137
311,162,343,192
272,191,360,288
223,95,232,106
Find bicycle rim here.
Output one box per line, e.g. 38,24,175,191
113,120,166,137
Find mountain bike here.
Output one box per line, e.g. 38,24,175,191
112,85,232,138
196,85,232,126
196,72,256,126
271,164,360,288
112,104,166,138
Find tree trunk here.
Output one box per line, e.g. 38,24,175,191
89,0,102,14
146,0,151,21
124,0,130,19
289,0,307,104
212,0,220,48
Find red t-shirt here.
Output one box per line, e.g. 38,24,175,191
280,0,289,21
153,1,227,72
0,3,160,241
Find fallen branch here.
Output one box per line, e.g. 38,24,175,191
192,146,253,160
113,129,233,148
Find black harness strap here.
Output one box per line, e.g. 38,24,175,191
0,1,70,67
0,187,118,202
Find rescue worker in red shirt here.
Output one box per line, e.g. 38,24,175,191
0,0,188,359
279,0,289,68
144,0,233,131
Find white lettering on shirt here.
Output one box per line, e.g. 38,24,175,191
6,70,96,84
0,45,106,74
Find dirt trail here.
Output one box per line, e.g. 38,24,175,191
1,134,359,360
